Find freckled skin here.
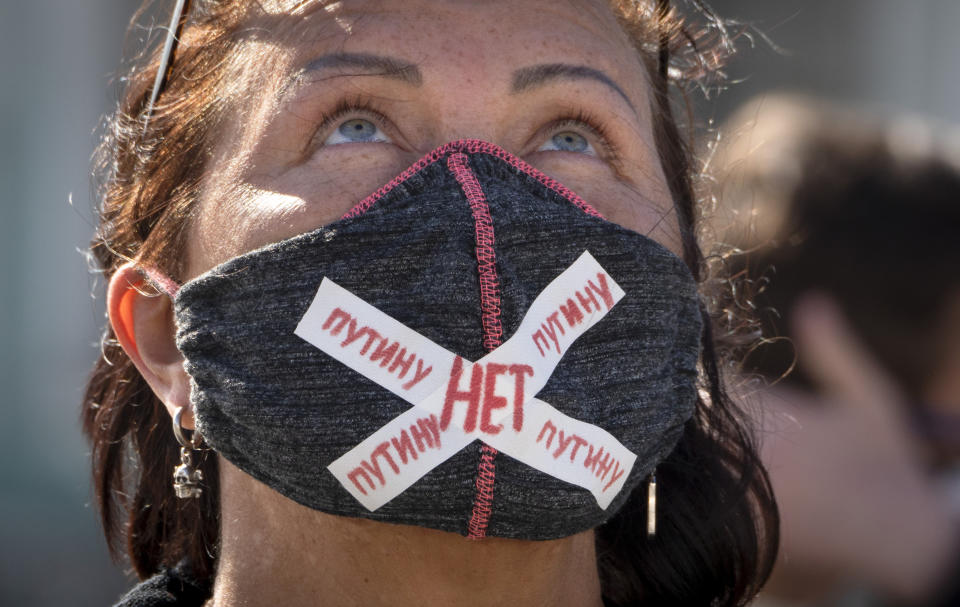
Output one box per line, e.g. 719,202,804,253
183,2,676,606
189,0,677,281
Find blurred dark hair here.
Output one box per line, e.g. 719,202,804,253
83,1,777,604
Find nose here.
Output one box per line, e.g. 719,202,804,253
419,69,512,153
430,116,504,156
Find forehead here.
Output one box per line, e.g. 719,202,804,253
263,0,636,36
244,0,652,92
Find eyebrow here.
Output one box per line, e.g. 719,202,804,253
296,55,636,115
511,64,637,115
300,52,423,86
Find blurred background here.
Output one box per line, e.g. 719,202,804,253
0,1,958,605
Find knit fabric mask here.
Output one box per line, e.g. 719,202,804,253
154,139,702,540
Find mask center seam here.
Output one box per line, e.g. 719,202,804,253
447,151,501,539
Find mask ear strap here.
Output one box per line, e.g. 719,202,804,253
140,266,181,299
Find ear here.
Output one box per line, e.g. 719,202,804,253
108,262,194,429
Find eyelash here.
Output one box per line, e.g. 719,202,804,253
311,96,392,142
309,97,620,164
540,109,619,163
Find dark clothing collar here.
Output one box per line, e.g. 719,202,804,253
113,562,210,607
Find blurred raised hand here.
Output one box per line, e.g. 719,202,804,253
755,293,959,604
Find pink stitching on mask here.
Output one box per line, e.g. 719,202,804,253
341,139,604,220
469,445,498,539
446,151,502,540
338,140,605,538
447,152,503,352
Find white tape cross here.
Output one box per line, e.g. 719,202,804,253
295,251,637,511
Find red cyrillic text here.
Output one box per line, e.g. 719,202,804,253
440,358,535,434
346,414,443,495
321,308,433,390
532,272,616,356
536,420,626,493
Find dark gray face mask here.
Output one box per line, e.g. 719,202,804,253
156,139,702,540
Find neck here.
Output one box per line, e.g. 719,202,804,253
207,459,605,607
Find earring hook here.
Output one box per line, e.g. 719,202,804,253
172,406,203,450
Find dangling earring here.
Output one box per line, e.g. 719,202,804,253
172,406,204,499
647,471,657,537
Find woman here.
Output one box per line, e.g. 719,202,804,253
84,1,777,605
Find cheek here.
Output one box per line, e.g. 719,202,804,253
187,188,304,278
279,144,417,217
187,145,417,278
576,178,682,256
531,155,682,256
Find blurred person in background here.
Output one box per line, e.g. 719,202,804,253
713,95,960,607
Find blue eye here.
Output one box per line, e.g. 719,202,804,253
538,130,596,155
324,118,389,145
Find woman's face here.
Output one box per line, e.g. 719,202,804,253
187,0,677,280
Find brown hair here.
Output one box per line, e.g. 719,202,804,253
83,1,777,604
